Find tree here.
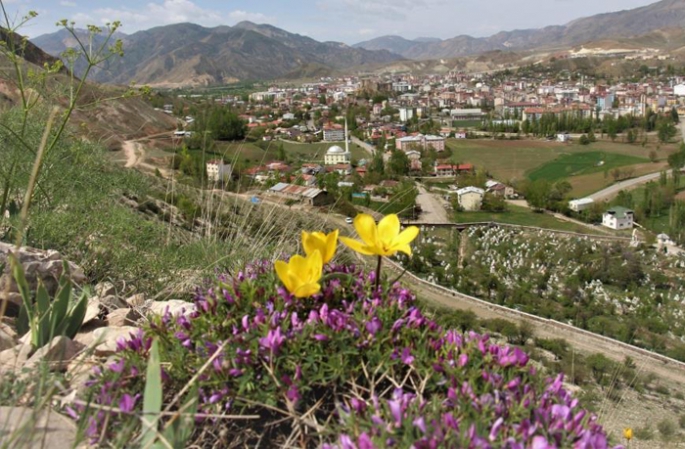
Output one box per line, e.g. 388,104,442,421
657,120,677,144
671,107,680,124
387,150,410,177
276,143,286,161
668,147,685,170
523,179,552,211
649,150,658,163
587,130,597,142
579,134,590,145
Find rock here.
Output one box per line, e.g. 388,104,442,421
83,296,102,325
0,406,80,448
88,326,139,356
0,242,85,315
99,294,128,311
25,336,83,370
125,293,146,308
0,323,16,351
148,300,196,318
94,281,116,298
105,308,138,327
0,342,32,375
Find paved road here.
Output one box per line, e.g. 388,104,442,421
589,170,673,202
415,184,450,223
350,136,377,157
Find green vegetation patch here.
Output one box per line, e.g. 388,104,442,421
528,152,648,182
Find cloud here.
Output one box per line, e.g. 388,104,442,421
60,1,77,7
71,0,274,32
317,0,446,19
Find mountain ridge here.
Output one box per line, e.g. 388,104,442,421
354,0,685,59
31,22,403,87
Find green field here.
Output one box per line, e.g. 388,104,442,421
446,138,679,186
527,152,648,182
453,204,605,234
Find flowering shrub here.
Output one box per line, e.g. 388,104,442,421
76,257,619,448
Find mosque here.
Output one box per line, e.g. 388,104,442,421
324,119,351,166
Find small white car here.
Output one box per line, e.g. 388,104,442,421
345,217,353,224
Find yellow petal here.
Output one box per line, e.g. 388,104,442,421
340,236,377,256
293,282,321,298
275,260,293,292
354,214,379,247
306,250,323,283
393,244,412,256
392,226,419,248
289,254,309,275
323,230,339,263
378,214,400,241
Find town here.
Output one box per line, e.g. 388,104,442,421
150,63,685,249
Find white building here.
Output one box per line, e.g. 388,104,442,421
206,160,232,182
456,187,485,212
324,119,351,166
323,126,345,142
674,84,685,97
399,107,414,123
569,198,594,212
602,207,634,230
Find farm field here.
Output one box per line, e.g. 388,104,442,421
568,161,670,197
446,138,680,192
527,151,647,182
452,203,605,235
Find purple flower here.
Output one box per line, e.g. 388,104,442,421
358,433,374,449
400,347,414,365
387,400,402,426
259,328,285,353
365,316,382,335
313,334,329,341
119,394,138,413
108,359,125,373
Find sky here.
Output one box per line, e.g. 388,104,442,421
2,0,660,43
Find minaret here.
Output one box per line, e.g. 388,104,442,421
344,117,350,154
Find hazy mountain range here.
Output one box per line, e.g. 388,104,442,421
29,0,685,86
31,22,402,87
354,0,685,59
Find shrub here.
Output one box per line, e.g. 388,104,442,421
679,414,685,429
534,338,570,360
71,261,618,448
657,419,676,439
634,425,654,440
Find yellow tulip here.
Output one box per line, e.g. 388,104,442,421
302,229,339,264
340,213,419,257
274,250,323,298
623,427,633,441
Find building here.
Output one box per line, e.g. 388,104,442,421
557,133,570,143
396,134,446,152
674,84,685,97
434,164,473,177
569,198,594,212
206,160,232,182
450,109,484,121
323,125,345,142
399,107,414,122
324,119,351,165
268,183,331,206
485,180,515,198
602,207,634,230
456,187,485,211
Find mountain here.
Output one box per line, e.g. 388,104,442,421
32,22,403,87
354,0,685,59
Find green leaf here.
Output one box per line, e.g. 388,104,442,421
141,339,163,449
11,254,33,334
64,291,87,339
35,282,51,347
50,282,71,338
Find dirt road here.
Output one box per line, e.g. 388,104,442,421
416,184,450,223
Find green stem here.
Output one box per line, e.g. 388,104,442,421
375,256,382,291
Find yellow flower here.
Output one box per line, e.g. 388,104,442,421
623,427,633,441
301,229,339,264
275,250,323,298
340,213,419,257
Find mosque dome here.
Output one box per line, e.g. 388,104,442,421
327,145,346,154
